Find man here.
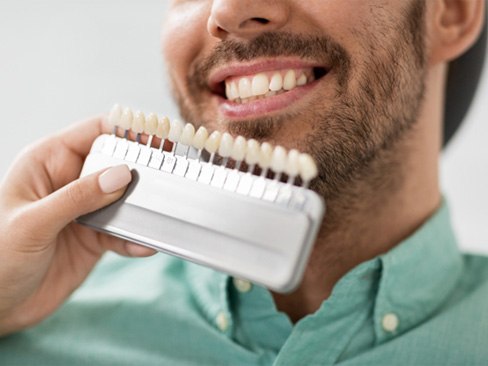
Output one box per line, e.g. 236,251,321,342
0,0,486,364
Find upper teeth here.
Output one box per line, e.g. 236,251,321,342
225,69,314,102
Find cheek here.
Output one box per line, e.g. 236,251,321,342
299,0,398,55
162,3,211,91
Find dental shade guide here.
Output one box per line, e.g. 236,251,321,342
77,104,325,293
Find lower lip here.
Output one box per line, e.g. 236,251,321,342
217,79,320,120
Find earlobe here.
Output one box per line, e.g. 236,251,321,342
429,0,485,64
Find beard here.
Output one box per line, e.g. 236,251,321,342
171,1,427,202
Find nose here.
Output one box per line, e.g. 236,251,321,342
207,0,291,40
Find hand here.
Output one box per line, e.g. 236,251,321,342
0,117,156,336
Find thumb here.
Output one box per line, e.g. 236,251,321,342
34,164,132,234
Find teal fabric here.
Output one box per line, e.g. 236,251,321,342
1,202,488,365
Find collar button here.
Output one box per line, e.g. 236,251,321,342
233,278,252,293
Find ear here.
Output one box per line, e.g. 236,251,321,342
428,0,485,64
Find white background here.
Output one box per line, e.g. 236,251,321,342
0,1,486,253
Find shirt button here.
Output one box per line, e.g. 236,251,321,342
382,313,399,333
233,278,252,293
216,311,229,332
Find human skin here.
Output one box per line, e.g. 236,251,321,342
0,0,483,336
0,119,156,336
162,0,485,321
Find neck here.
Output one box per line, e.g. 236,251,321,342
272,64,446,323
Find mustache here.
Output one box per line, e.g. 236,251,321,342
189,31,352,90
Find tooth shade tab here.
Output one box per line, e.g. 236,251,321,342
259,142,273,169
104,105,321,191
145,113,158,135
298,153,318,183
205,131,222,154
103,106,319,181
231,135,247,161
168,119,184,143
120,107,133,130
180,123,196,146
108,104,122,127
193,126,209,150
132,110,146,134
285,149,300,177
156,116,170,139
245,139,260,165
271,146,287,173
218,132,234,158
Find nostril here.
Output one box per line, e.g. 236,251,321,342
251,17,270,25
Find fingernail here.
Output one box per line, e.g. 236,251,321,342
125,242,157,257
98,165,132,193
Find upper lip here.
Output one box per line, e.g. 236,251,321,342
207,58,327,94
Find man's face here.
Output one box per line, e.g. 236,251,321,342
162,0,426,199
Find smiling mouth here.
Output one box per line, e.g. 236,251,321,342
210,65,329,104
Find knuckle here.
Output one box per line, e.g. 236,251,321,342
65,182,90,207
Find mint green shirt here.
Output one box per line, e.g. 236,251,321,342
1,203,488,365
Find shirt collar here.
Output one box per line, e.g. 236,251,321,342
185,200,464,347
185,262,234,335
374,200,464,343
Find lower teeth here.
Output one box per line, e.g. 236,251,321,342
232,89,286,104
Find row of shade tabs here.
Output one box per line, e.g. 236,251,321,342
108,104,318,187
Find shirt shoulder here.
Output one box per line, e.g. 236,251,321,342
459,252,488,287
0,254,254,366
340,252,488,365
